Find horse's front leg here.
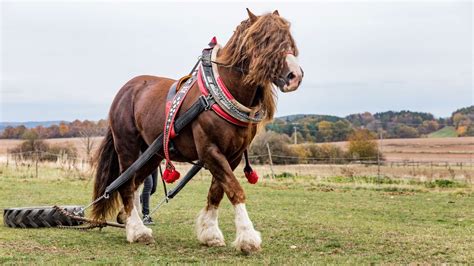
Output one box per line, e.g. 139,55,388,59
196,177,226,247
204,147,261,253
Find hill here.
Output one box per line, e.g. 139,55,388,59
428,126,457,138
269,106,473,142
0,121,65,131
2,106,472,141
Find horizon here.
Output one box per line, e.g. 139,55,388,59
1,1,472,122
1,105,470,124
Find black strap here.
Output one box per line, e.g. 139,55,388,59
158,164,168,203
167,162,203,199
104,95,210,197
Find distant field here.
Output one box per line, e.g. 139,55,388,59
325,137,474,163
0,137,103,158
429,126,458,138
1,136,473,163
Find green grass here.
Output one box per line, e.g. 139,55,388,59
428,126,458,138
0,168,473,264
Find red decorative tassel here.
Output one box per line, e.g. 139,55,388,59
163,168,180,183
244,166,259,184
209,36,217,47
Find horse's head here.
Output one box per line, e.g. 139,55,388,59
220,9,303,121
224,9,303,93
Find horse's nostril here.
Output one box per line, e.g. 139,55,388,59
287,72,295,80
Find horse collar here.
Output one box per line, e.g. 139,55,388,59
197,44,264,127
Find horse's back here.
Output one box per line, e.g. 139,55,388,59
109,75,175,143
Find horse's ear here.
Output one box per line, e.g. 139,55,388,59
246,8,258,23
273,10,280,16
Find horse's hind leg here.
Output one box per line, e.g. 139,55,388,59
196,176,226,247
114,133,158,244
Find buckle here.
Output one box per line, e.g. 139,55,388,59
199,95,213,110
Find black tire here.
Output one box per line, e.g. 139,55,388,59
3,206,84,228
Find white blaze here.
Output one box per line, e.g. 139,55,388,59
283,54,303,92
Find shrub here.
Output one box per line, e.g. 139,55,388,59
249,131,298,164
300,143,347,164
10,139,78,162
347,129,380,161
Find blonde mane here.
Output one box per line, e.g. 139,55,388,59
221,13,298,122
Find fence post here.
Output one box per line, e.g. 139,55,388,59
266,142,275,179
35,151,39,178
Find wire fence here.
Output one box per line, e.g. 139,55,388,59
2,150,92,178
1,149,472,181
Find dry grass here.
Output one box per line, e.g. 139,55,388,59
2,136,473,162
325,137,474,163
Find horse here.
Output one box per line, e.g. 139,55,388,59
91,8,303,254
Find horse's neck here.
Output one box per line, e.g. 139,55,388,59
215,56,259,108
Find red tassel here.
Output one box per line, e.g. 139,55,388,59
209,36,217,47
163,168,180,183
244,167,259,184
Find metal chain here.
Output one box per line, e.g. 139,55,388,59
74,194,107,215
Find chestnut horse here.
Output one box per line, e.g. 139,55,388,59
91,9,303,253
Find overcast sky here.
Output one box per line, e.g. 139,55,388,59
1,0,472,122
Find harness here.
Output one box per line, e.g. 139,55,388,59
72,38,261,220
162,37,258,184
198,43,265,126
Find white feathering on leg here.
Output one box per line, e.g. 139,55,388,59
232,203,261,253
196,206,225,247
126,206,154,244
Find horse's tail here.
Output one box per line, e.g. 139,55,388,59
91,128,121,221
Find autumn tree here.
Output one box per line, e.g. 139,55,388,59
80,127,98,163
317,121,333,142
249,131,298,164
59,122,70,137
347,129,379,161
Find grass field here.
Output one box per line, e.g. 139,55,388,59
429,126,458,138
1,167,473,264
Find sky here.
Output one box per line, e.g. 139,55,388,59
1,0,472,122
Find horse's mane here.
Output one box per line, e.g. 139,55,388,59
221,13,298,122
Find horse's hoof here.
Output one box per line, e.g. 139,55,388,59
135,233,155,245
233,229,262,254
204,238,226,247
197,227,226,247
237,243,261,254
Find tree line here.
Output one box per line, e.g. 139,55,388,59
1,119,108,139
2,106,472,142
266,106,474,143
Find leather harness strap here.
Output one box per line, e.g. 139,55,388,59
160,38,259,184
198,44,265,126
163,74,197,180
